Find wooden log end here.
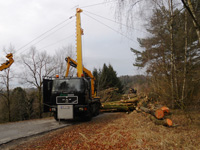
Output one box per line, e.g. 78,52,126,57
165,118,173,127
155,109,164,119
161,106,170,114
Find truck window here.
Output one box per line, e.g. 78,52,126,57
52,79,84,93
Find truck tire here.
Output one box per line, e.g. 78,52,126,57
94,106,100,116
53,112,58,121
94,103,100,116
82,110,92,121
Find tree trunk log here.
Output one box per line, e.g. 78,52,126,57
149,115,173,127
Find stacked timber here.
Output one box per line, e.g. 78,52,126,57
101,97,138,112
101,93,173,127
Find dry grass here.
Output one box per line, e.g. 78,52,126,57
13,111,200,150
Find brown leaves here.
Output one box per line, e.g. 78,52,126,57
13,112,200,150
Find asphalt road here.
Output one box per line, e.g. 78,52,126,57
0,118,70,145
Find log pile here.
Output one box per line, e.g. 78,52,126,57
139,106,173,127
101,94,173,127
101,97,139,112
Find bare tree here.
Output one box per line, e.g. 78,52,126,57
181,10,188,109
20,47,56,118
116,0,200,44
0,68,13,122
0,45,15,122
54,44,76,77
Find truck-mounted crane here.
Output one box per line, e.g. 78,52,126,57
43,8,101,121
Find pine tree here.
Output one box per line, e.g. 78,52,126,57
131,5,200,108
93,64,123,93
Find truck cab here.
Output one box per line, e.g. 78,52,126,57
43,77,100,121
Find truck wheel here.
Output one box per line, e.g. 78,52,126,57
53,112,58,121
94,107,99,116
83,110,92,121
94,103,100,116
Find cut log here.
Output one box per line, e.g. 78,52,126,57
149,115,173,127
102,102,134,107
140,106,151,113
165,118,173,126
154,109,164,119
122,94,137,100
101,104,129,112
100,109,118,112
120,98,138,104
140,106,164,119
161,106,170,114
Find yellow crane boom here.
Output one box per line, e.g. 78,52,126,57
76,8,84,77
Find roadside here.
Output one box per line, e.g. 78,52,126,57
0,117,70,146
9,111,200,149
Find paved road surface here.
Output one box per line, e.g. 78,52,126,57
0,118,70,145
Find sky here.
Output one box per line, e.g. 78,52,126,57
0,0,148,76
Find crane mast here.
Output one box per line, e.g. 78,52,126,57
76,8,83,77
65,8,97,98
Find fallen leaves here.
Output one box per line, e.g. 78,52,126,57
13,112,200,150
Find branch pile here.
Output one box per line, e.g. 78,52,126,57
101,93,173,127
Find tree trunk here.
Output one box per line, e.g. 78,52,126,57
169,0,175,108
6,69,11,122
181,0,200,45
187,0,200,44
102,104,129,112
181,10,188,110
140,106,151,113
149,115,173,127
38,87,42,118
140,106,170,119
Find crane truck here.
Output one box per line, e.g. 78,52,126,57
43,8,101,121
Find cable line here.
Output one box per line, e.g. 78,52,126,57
16,15,75,53
83,13,138,44
84,10,148,34
80,0,117,8
38,34,74,51
18,19,75,55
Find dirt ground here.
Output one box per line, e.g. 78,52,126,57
9,111,200,150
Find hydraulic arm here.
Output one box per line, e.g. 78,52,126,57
0,53,14,71
65,57,96,98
